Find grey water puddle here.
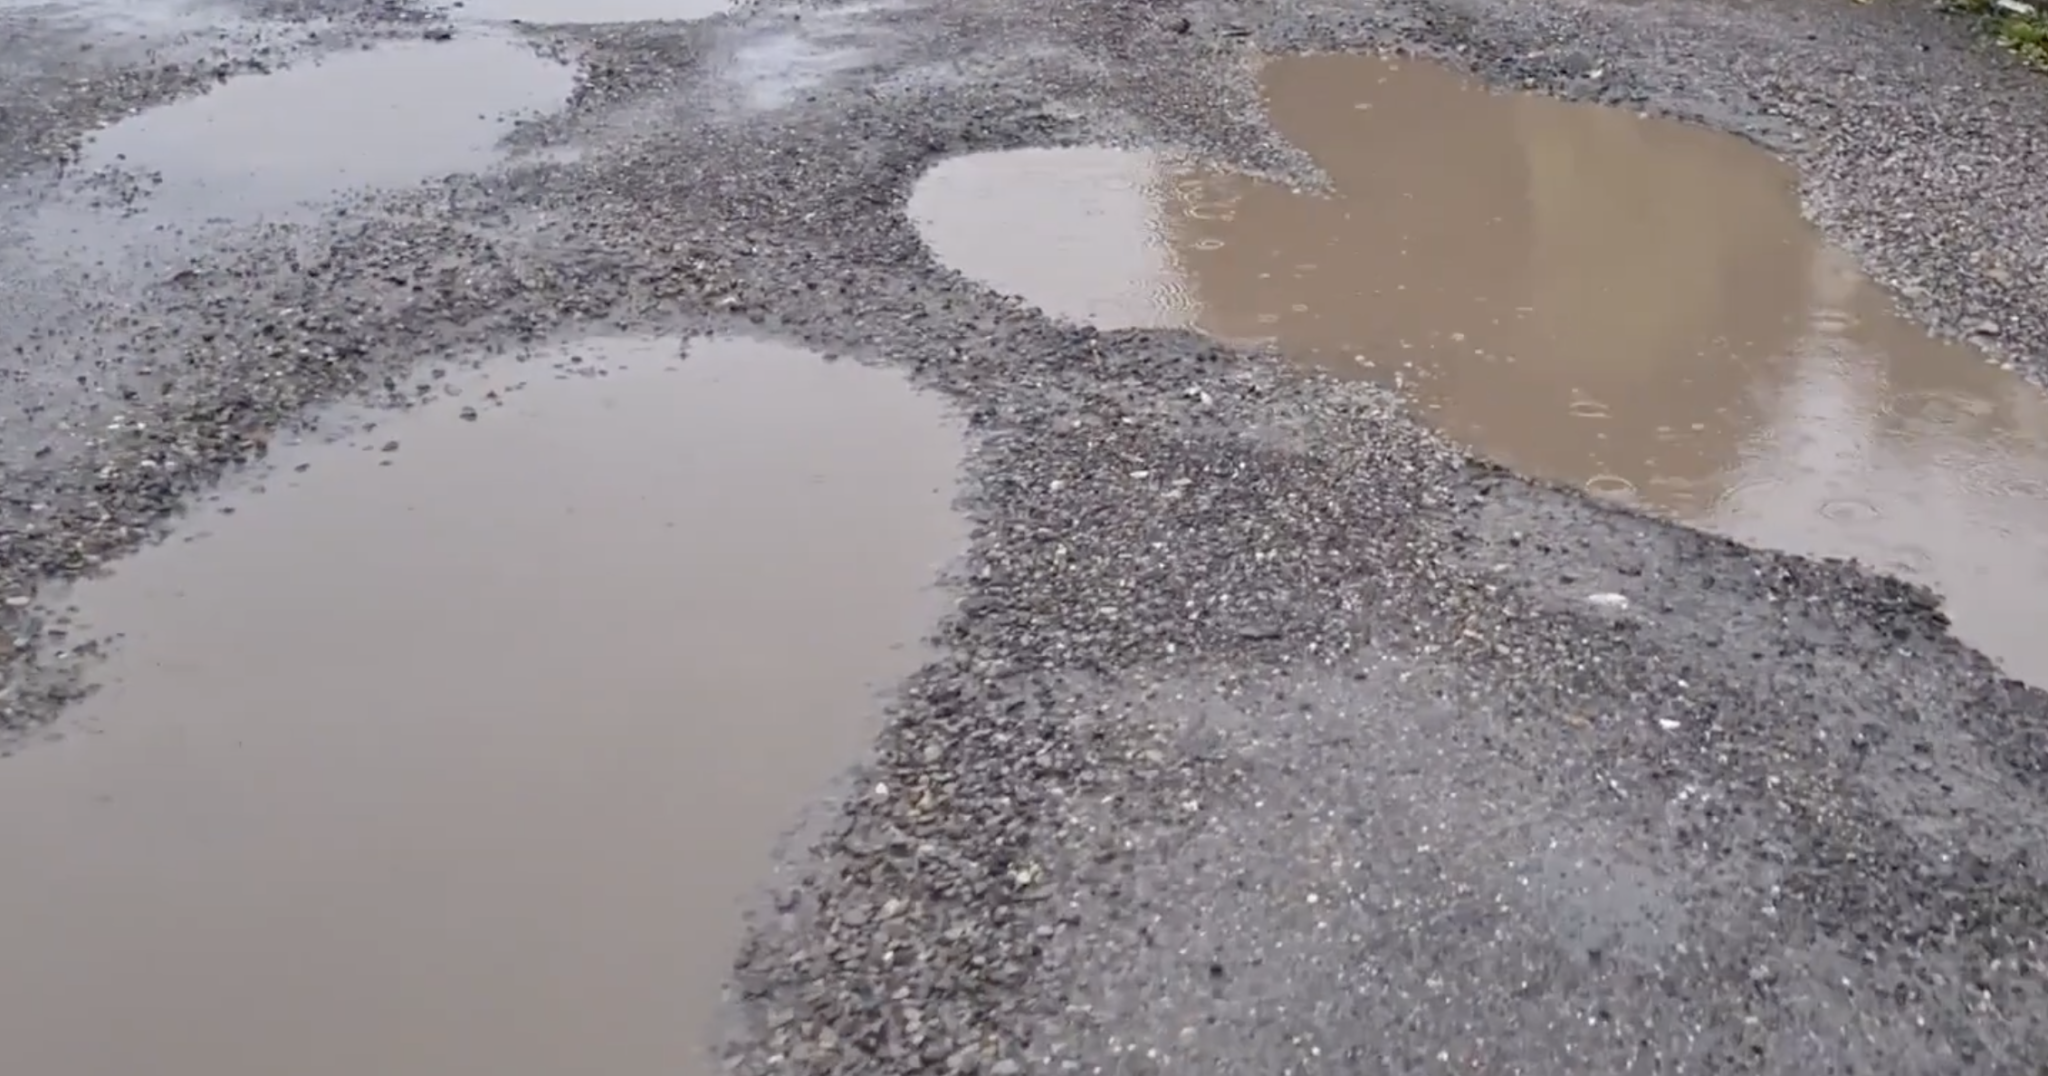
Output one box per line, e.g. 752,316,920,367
440,0,731,23
0,0,223,33
0,184,209,469
39,33,570,245
0,336,967,1076
907,51,2048,688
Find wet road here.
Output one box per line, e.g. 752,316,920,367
912,52,2048,691
6,0,2048,1073
0,338,963,1074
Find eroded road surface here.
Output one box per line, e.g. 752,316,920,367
4,0,2048,1073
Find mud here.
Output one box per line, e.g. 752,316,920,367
0,336,965,1076
908,52,2048,686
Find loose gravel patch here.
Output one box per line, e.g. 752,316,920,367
7,0,2048,1070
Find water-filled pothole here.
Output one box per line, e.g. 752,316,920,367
66,34,571,224
0,0,221,34
907,52,2048,686
0,337,966,1076
909,145,1197,330
441,0,731,23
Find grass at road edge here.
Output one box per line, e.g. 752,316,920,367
1946,0,2048,65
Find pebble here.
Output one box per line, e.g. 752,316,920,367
3,0,2046,1073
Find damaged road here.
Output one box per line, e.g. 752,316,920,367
5,0,2048,1072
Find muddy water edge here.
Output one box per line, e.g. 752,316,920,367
908,51,2048,688
444,0,735,24
56,33,573,231
1,26,575,472
0,337,967,1076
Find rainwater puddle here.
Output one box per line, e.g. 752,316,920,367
0,0,217,32
907,146,1197,330
442,0,731,23
69,34,571,225
907,52,2048,686
0,336,966,1076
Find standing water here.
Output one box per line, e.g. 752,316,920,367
443,0,734,23
74,35,573,222
0,337,966,1076
22,33,573,274
908,52,2048,686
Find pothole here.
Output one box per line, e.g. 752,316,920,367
0,336,966,1076
60,33,571,228
440,0,732,24
907,145,1198,330
0,0,220,34
907,51,2048,687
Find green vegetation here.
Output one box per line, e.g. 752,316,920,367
1952,0,2048,66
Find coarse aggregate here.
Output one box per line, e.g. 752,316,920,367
6,0,2048,1070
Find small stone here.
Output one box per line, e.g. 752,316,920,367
991,1061,1022,1076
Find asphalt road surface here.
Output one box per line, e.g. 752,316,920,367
5,0,2048,1072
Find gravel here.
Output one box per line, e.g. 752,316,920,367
7,0,2048,1070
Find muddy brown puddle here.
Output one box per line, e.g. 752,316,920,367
909,145,1198,330
0,337,966,1076
909,52,2048,687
